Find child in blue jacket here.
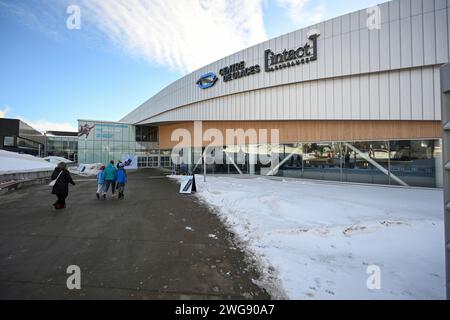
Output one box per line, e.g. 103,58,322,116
116,163,128,199
96,165,106,199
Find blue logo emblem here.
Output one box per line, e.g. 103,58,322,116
196,72,218,89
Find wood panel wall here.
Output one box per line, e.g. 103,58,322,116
158,120,442,149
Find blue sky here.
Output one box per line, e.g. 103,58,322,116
0,0,379,132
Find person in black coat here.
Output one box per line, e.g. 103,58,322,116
51,162,75,210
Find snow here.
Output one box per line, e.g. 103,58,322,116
171,175,445,300
0,150,55,174
69,163,103,176
43,156,73,164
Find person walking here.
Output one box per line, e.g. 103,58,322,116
103,160,117,198
51,162,75,210
115,160,123,191
116,163,128,199
96,165,106,199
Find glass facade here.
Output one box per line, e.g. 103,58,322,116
188,139,442,188
77,120,441,188
136,126,158,142
45,135,78,161
3,136,14,147
77,120,136,165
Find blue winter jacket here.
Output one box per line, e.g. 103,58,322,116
97,170,106,184
116,168,127,184
104,164,117,181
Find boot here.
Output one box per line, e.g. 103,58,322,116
96,193,100,200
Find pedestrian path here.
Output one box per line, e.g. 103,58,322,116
0,169,269,299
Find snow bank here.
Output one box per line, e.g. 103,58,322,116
0,150,55,174
172,175,445,300
43,156,74,164
69,163,103,176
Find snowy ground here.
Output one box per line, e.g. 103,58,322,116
43,156,74,164
171,175,445,300
0,150,55,174
68,163,103,176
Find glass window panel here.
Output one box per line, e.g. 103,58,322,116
342,141,389,185
389,140,437,188
303,142,342,182
78,139,86,149
86,140,94,150
3,136,15,147
278,143,303,178
93,150,102,163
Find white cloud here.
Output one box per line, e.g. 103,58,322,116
0,106,11,118
18,118,78,133
80,0,268,74
277,0,325,28
1,0,267,74
0,106,76,132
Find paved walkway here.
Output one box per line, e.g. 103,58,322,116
0,169,270,299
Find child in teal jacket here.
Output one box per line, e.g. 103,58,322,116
103,160,117,197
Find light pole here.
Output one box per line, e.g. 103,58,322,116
203,146,208,183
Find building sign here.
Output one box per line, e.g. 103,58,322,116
264,32,320,72
195,30,320,88
196,72,218,89
94,123,129,139
78,121,131,141
219,61,261,82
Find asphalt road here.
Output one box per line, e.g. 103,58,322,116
0,169,270,300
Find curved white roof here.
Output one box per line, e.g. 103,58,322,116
121,0,447,125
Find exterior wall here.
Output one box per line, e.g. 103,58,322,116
147,66,442,123
77,120,137,165
111,0,446,189
158,120,441,149
121,0,450,125
0,118,44,156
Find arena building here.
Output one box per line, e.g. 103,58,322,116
78,0,448,188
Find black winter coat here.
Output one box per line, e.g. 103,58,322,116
51,168,75,196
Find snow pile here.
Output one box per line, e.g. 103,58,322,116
0,150,55,174
69,163,103,176
172,175,445,300
43,156,74,164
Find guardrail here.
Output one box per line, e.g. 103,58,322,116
0,170,53,194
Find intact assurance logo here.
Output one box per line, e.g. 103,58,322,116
196,72,218,89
